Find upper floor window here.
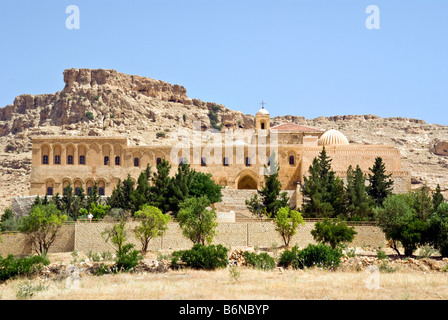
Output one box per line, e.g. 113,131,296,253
54,155,61,165
115,156,121,166
104,156,109,166
67,155,74,165
289,155,295,165
201,157,207,167
42,155,49,165
134,158,140,167
79,155,86,165
245,157,251,167
223,157,229,167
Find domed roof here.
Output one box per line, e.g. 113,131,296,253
256,107,270,115
318,129,349,146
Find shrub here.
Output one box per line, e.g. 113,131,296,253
243,251,276,270
311,219,357,249
115,244,142,272
16,281,48,299
279,244,342,270
278,245,301,269
377,250,388,260
156,132,166,139
85,111,94,120
171,244,228,270
0,254,50,282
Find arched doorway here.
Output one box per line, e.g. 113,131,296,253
237,175,258,190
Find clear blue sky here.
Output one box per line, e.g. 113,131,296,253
0,1,447,124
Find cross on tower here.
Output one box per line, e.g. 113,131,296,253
260,101,266,109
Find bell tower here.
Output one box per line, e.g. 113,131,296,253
255,101,270,131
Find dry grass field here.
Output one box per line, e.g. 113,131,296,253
1,265,448,300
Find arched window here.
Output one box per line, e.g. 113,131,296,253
134,158,140,167
156,157,162,165
75,187,81,196
43,155,49,165
98,180,106,196
223,157,229,167
99,187,105,196
289,155,295,165
67,155,74,165
47,187,53,196
201,157,207,167
79,155,86,165
115,156,120,166
41,145,50,165
261,122,265,130
245,157,251,167
104,156,109,166
53,145,61,165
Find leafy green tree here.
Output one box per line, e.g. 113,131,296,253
432,184,444,210
134,205,171,253
246,157,289,218
367,157,394,207
374,194,428,256
274,207,305,247
167,164,223,215
311,219,357,249
409,186,434,221
79,203,111,220
101,219,127,253
428,202,448,257
1,208,19,232
19,203,68,255
345,165,375,220
177,196,218,245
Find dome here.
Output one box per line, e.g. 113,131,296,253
256,107,270,115
318,129,349,146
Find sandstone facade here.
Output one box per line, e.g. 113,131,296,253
29,108,410,198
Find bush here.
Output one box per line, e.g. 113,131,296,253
279,244,342,270
115,244,142,272
243,251,276,270
85,111,94,120
156,132,166,139
171,244,228,270
0,254,50,282
311,219,357,249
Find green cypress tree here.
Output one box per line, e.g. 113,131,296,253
367,157,394,207
433,184,444,210
150,159,173,213
302,146,342,218
345,165,375,220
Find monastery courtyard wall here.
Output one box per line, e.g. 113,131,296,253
0,221,386,257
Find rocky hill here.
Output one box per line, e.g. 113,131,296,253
1,68,447,213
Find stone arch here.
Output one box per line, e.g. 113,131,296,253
73,178,84,195
45,178,55,195
97,179,106,196
41,144,51,165
218,178,228,187
66,144,75,165
78,144,87,165
53,144,62,165
236,170,259,190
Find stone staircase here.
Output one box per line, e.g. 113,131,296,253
216,189,259,221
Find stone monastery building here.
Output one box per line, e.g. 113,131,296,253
30,107,410,201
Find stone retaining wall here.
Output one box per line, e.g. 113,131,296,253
0,221,386,256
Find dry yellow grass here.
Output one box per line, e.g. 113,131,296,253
1,267,448,300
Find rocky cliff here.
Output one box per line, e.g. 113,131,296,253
0,68,447,212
